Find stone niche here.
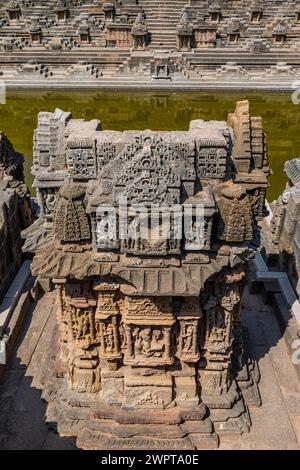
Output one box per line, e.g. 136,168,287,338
270,157,300,296
272,23,287,45
78,16,91,44
25,101,270,450
103,2,115,22
209,3,222,23
250,7,263,24
131,12,148,50
29,17,43,45
106,24,133,48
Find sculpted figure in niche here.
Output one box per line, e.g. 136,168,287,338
208,305,226,342
151,329,165,356
73,310,91,341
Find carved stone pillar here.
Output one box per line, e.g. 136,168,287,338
53,279,69,378
58,280,100,393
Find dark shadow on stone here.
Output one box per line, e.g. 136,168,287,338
0,295,77,450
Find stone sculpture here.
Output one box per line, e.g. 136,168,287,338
0,132,32,301
270,156,300,296
24,100,269,449
1,1,300,83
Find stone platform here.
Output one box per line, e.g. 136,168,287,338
0,286,299,450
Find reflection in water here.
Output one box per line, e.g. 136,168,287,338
0,89,298,201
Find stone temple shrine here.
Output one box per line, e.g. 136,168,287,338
18,101,270,449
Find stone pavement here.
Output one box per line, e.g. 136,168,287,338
0,288,299,450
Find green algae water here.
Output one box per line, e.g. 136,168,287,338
0,89,299,201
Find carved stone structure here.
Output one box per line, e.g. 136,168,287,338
1,1,300,86
24,100,269,449
0,133,32,301
270,156,300,297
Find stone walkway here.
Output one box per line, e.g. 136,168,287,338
0,289,299,450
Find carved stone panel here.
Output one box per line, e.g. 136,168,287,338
123,373,173,410
205,302,232,354
24,101,270,445
123,297,175,366
70,348,100,393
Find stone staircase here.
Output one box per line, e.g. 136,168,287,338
139,0,189,50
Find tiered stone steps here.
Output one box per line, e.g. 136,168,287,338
139,0,188,50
